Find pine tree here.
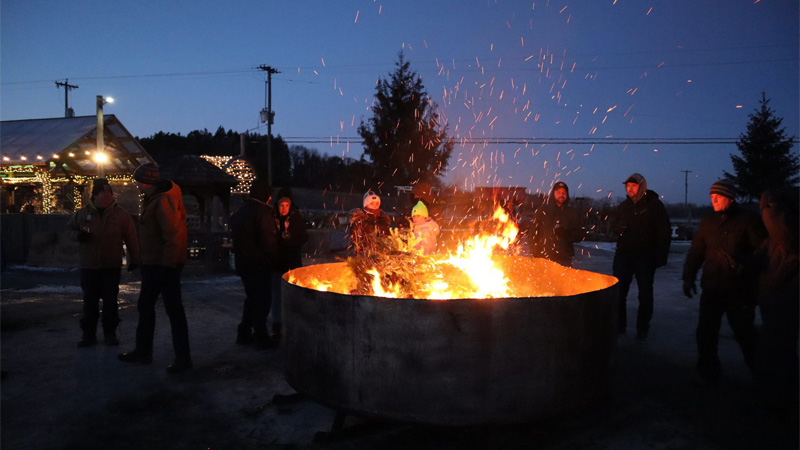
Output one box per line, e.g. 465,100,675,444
358,52,453,190
725,92,799,202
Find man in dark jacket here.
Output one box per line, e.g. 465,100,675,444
528,181,584,266
119,163,192,374
230,179,280,348
613,173,672,341
682,179,767,385
67,178,140,347
349,190,392,255
271,187,309,340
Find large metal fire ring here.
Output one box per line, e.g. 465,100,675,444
282,263,619,426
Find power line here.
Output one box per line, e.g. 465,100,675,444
279,136,799,145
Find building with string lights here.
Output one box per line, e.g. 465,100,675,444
0,116,154,214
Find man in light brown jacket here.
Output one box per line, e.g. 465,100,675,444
118,163,192,374
68,178,140,347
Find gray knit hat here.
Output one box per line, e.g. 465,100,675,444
133,163,160,185
709,179,737,199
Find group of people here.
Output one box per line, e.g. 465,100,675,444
69,163,193,374
229,180,308,349
348,188,441,256
70,167,797,411
69,165,309,374
558,173,796,412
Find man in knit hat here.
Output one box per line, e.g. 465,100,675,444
67,178,140,347
348,189,392,255
118,162,192,374
612,173,672,341
528,181,584,267
682,179,766,385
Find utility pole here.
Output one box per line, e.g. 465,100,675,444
55,79,79,117
681,169,693,229
257,65,280,186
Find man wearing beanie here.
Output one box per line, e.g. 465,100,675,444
682,179,766,385
612,173,672,341
528,181,584,267
67,178,140,347
348,189,392,255
119,162,192,374
230,179,280,348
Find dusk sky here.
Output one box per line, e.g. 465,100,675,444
2,0,798,204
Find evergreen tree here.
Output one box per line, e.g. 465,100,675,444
725,92,799,202
358,52,453,191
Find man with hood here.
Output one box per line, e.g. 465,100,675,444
271,187,309,341
67,178,140,347
349,189,392,255
613,173,672,341
528,181,584,266
118,163,192,374
682,179,766,385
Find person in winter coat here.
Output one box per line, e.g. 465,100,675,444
67,178,140,347
612,173,672,341
410,201,440,255
230,179,280,348
754,187,799,413
271,188,309,340
118,163,192,374
528,181,584,267
349,190,392,255
682,179,766,385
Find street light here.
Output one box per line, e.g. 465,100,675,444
96,95,114,177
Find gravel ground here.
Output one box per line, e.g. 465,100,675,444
1,245,797,450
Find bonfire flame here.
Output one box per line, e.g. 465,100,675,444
288,205,557,300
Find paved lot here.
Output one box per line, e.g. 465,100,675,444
1,244,797,450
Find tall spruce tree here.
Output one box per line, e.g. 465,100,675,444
358,52,453,190
725,92,799,202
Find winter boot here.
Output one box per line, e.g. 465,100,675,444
236,324,253,345
77,330,97,347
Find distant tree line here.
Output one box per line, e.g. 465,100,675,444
138,127,378,191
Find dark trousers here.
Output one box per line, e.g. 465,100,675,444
270,270,283,327
239,268,273,337
80,268,122,334
613,254,656,334
756,300,799,408
134,265,191,360
696,289,757,379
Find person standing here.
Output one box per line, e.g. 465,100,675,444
528,181,584,267
349,190,392,255
682,179,766,385
67,178,139,347
118,163,192,374
612,173,672,341
230,180,280,348
271,187,309,340
754,187,799,412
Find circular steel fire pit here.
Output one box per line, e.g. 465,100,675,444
282,256,618,425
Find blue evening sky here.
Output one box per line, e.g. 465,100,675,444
2,0,798,204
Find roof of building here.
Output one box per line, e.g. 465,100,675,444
1,115,153,178
159,155,238,186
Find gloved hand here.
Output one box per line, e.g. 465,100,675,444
77,230,90,242
682,280,697,298
127,263,139,272
716,250,740,272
